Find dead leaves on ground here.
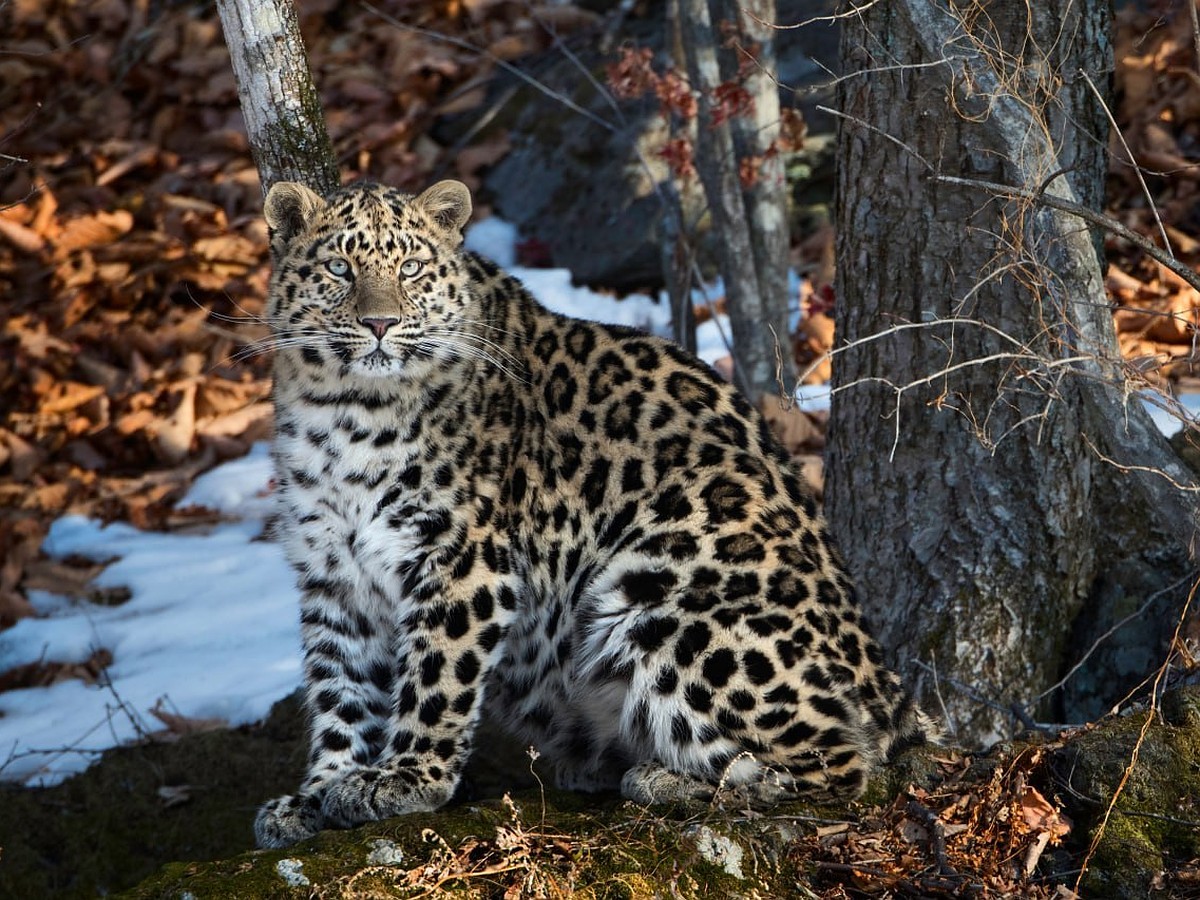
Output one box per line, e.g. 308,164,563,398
1108,4,1200,381
0,647,115,693
798,747,1079,898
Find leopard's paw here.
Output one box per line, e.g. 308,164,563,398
254,793,324,848
620,762,715,806
321,767,447,827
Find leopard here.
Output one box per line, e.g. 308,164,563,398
252,178,932,849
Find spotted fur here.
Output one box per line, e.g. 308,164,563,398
252,179,931,849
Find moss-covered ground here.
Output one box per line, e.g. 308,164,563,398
2,688,1199,898
0,693,306,897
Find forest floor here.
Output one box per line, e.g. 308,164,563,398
1,0,1199,897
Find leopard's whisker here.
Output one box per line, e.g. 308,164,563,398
425,327,526,364
417,338,526,384
416,336,530,384
451,317,525,340
231,333,330,360
424,328,527,372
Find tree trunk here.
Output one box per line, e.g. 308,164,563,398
721,0,793,399
825,0,1200,743
216,0,339,196
678,0,794,403
664,0,699,356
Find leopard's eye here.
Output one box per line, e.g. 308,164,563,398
400,259,424,278
325,258,351,278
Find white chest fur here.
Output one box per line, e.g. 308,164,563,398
274,409,425,613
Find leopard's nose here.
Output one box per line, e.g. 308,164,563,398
360,317,399,339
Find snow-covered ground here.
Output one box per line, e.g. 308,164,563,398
1,221,1196,787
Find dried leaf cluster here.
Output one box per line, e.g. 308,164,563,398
0,1,1197,892
792,748,1080,898
1105,4,1200,382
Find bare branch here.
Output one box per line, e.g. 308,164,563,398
1079,69,1173,255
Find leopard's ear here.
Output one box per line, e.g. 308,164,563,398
414,180,472,240
263,182,327,258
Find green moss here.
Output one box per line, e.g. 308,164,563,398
117,793,784,899
8,688,1200,898
1054,689,1200,897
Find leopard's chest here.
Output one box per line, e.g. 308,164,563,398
274,410,427,606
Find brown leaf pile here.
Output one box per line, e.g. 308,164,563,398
1096,4,1199,383
797,747,1080,899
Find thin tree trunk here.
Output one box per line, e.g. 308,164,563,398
678,0,792,403
664,0,698,356
721,0,793,398
825,0,1161,743
216,0,339,196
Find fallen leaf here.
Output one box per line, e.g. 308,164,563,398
153,381,198,464
0,215,45,253
55,210,135,253
0,648,114,691
0,430,43,481
1019,786,1071,840
40,381,106,415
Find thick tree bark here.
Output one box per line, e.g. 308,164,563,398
216,0,339,196
678,0,794,402
826,0,1198,743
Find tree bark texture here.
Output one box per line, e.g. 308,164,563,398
679,0,793,403
823,0,1192,743
216,0,339,196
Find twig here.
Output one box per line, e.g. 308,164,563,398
816,104,936,173
911,660,1076,733
933,174,1200,294
750,0,889,31
905,799,952,876
1118,808,1200,829
362,2,618,135
1081,433,1200,493
1008,703,1042,732
923,650,957,741
1078,69,1172,256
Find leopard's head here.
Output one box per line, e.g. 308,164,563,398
263,179,475,380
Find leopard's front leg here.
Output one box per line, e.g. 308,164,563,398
319,560,520,829
254,586,395,849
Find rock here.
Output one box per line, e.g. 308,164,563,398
687,824,747,879
1049,687,1200,897
1060,557,1192,724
